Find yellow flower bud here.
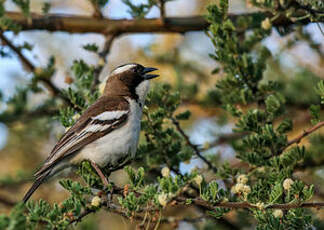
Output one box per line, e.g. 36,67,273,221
158,193,168,207
273,209,283,218
161,167,170,177
193,175,203,186
242,185,251,195
255,202,265,210
283,178,294,191
98,58,105,67
237,174,248,184
91,196,101,207
261,18,272,30
72,113,80,121
34,67,43,75
202,142,210,150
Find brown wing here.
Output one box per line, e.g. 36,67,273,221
35,96,129,178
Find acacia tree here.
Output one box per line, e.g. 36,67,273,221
0,0,323,229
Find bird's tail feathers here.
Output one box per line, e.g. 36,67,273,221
22,171,50,203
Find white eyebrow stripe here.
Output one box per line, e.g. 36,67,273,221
111,64,136,75
92,110,128,121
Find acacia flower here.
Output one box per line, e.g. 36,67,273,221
273,209,283,218
91,196,101,207
255,202,265,210
158,193,168,207
73,113,81,121
194,175,203,186
237,174,248,184
161,167,170,177
242,185,251,195
283,178,294,190
261,18,272,30
236,183,245,193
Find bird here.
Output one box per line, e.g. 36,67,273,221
23,63,159,203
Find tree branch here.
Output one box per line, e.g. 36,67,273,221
286,121,324,148
199,132,248,151
159,0,166,21
69,189,324,227
0,107,57,123
262,121,324,161
177,197,324,210
3,11,323,34
99,33,119,59
171,117,218,172
90,33,118,93
0,32,74,108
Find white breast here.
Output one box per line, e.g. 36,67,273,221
72,98,142,168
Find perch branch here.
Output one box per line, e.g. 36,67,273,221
69,188,324,227
177,197,324,210
3,11,323,34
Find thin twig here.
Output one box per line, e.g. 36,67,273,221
0,32,74,107
90,33,118,93
89,0,103,18
0,32,34,71
285,121,324,150
291,1,324,14
263,121,324,161
69,188,324,227
159,0,165,21
171,117,218,172
99,33,119,59
199,132,248,151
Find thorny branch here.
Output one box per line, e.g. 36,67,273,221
274,121,324,157
176,197,324,210
171,117,217,173
286,121,324,148
3,11,323,34
199,132,248,151
67,184,324,227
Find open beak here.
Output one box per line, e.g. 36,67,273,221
142,67,159,80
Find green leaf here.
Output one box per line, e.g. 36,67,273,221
12,0,30,16
83,43,99,53
175,110,191,120
314,80,324,104
42,2,51,14
309,104,320,125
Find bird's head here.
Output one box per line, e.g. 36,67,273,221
103,63,159,102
